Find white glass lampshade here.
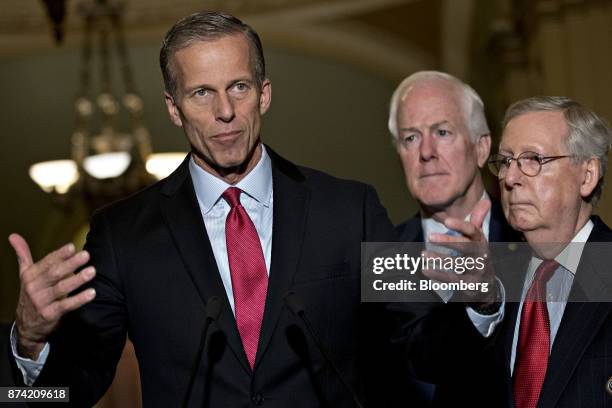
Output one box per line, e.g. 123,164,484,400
83,152,131,179
29,160,79,194
146,152,186,180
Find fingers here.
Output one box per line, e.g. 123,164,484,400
8,233,34,274
37,243,78,275
41,266,96,305
422,266,461,283
470,199,491,230
38,250,90,289
44,288,96,322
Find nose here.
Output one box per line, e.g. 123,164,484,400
502,158,523,189
215,93,235,122
419,134,437,162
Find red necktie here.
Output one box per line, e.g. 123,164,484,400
513,259,559,408
223,187,268,369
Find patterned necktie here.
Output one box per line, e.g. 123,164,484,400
513,259,559,408
223,187,268,369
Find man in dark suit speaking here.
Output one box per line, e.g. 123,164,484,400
6,11,403,407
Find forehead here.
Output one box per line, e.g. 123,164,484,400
171,34,253,83
500,110,568,153
397,81,465,126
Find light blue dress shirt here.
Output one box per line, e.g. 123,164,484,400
188,145,273,314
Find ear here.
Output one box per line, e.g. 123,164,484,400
259,79,272,115
580,157,601,199
475,133,492,168
164,92,183,127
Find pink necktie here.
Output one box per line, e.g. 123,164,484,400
223,187,268,369
513,259,559,408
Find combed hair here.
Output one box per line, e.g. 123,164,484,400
503,96,612,204
160,11,266,98
388,71,490,142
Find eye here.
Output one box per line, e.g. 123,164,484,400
194,89,209,97
233,82,249,92
522,152,543,163
402,134,418,144
436,129,450,136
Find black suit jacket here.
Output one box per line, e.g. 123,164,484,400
0,322,27,407
480,216,612,408
33,147,404,407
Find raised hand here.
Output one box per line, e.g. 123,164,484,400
9,233,97,360
424,199,498,305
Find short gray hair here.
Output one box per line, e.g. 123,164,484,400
388,71,490,142
503,96,612,204
160,11,266,99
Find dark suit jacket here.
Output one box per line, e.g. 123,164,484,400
1,322,15,386
422,215,612,408
1,322,27,407
480,216,612,408
32,147,405,407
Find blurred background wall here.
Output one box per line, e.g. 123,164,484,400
1,0,611,404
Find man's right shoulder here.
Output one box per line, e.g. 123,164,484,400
395,215,422,242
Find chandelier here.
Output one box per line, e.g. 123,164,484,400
32,0,185,207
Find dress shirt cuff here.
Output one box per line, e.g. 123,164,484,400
10,322,49,386
465,278,506,338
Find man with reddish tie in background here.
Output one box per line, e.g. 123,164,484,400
484,96,612,408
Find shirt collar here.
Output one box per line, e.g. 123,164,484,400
421,191,491,241
530,219,594,275
188,144,273,214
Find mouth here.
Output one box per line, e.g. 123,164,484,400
420,173,448,179
508,202,533,208
211,130,242,143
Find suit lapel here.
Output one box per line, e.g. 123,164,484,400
396,214,423,242
538,301,611,407
159,157,251,374
253,149,310,370
538,220,612,407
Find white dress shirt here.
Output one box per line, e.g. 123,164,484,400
509,219,594,375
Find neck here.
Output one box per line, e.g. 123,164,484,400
421,177,485,223
526,203,592,259
193,142,262,185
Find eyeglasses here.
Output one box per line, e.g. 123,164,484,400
488,151,573,178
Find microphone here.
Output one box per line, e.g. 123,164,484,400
183,296,222,408
283,291,364,408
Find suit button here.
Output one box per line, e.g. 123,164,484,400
251,392,264,405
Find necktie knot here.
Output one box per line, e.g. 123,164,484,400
534,259,558,284
223,187,242,208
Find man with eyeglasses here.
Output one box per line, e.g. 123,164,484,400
387,71,520,406
481,96,612,408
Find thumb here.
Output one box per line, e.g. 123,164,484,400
8,233,34,274
470,199,491,231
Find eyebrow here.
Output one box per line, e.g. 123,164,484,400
398,120,451,134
